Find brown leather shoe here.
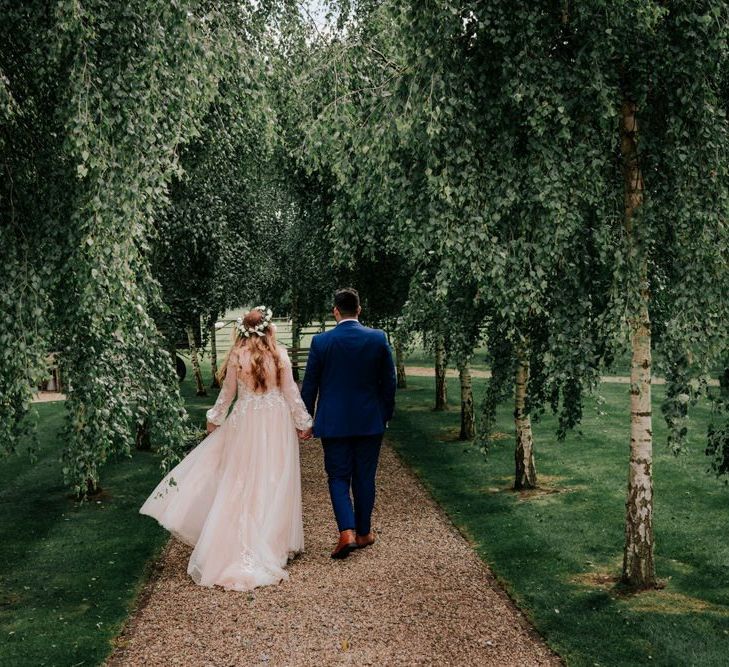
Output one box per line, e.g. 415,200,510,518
355,531,376,549
331,530,357,559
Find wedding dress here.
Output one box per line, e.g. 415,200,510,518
140,345,312,592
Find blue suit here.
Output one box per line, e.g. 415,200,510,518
301,320,396,535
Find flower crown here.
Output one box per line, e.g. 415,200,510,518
236,306,273,338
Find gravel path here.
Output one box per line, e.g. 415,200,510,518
109,441,560,666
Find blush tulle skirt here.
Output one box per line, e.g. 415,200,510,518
140,390,304,592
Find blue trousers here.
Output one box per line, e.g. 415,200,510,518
321,435,383,535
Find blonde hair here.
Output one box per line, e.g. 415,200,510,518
217,309,283,392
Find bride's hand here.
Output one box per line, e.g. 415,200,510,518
206,421,218,434
297,428,313,441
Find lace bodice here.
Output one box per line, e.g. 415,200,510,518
206,346,312,431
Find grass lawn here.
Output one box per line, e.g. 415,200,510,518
388,375,729,666
0,367,214,667
401,342,634,375
5,356,727,666
401,342,726,379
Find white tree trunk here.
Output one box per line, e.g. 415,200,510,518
434,335,447,411
459,361,475,440
514,348,536,489
621,98,656,588
209,322,220,389
186,323,207,397
395,336,407,389
623,297,655,587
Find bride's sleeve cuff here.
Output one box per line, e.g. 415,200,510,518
296,415,313,430
206,408,225,426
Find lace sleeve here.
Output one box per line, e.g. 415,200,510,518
206,353,238,426
279,347,313,431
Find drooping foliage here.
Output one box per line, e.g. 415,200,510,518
152,5,275,350
0,1,274,495
2,4,728,599
298,0,729,586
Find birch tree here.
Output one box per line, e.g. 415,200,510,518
0,1,280,495
302,1,611,490
301,1,729,590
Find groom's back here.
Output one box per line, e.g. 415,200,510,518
301,321,395,439
321,322,384,387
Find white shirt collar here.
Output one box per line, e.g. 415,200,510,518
336,318,359,325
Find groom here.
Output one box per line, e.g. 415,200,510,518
300,288,397,559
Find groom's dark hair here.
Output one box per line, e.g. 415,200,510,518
334,287,360,316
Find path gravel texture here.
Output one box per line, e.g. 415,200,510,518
108,442,560,666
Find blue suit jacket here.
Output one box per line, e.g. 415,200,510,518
300,320,397,439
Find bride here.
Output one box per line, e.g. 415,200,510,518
140,306,313,592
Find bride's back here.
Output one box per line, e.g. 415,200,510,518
232,344,284,394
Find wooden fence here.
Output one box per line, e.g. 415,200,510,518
208,311,335,377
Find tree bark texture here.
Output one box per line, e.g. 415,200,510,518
186,323,207,397
209,322,220,389
395,336,407,389
434,335,448,411
514,347,536,490
135,418,151,451
620,98,656,588
459,361,475,440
